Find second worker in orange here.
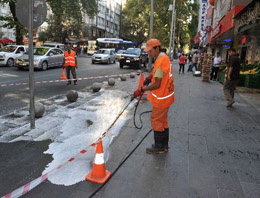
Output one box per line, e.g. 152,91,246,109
63,44,78,85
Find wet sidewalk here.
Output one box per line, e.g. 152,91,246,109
17,61,260,198
88,62,260,198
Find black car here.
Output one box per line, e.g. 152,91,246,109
119,48,148,69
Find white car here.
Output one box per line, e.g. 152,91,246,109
0,45,28,67
92,49,116,64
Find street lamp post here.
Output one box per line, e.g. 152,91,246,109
168,0,175,60
172,11,176,59
29,0,35,129
148,0,154,72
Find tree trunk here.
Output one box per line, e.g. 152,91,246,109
9,2,24,44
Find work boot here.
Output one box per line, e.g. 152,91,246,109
164,128,169,152
226,100,235,107
151,128,169,152
146,131,166,154
67,81,71,85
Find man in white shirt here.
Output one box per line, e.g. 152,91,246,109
211,52,221,81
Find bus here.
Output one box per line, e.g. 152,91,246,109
96,38,136,52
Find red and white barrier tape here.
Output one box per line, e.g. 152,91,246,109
1,97,133,198
0,73,131,88
2,128,110,198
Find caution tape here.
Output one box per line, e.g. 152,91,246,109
0,73,131,88
1,97,134,198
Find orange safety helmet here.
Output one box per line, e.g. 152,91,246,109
144,39,161,52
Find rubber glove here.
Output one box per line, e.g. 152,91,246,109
143,74,153,86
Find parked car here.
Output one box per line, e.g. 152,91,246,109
14,47,64,71
42,42,66,51
0,45,28,67
92,48,116,64
115,49,126,61
119,48,148,69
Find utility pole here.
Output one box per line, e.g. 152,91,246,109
148,0,154,72
109,0,111,37
168,0,175,60
172,10,176,59
29,0,35,129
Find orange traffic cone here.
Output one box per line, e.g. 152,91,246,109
86,140,111,184
60,69,67,79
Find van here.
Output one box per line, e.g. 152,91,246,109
42,42,66,51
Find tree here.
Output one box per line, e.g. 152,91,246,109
0,0,27,44
121,0,199,49
45,0,98,43
120,0,150,46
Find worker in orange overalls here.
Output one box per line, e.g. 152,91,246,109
63,44,78,85
134,39,175,154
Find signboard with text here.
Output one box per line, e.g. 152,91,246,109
200,0,208,31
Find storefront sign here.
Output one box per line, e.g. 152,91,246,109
199,0,208,31
211,23,221,38
237,2,260,29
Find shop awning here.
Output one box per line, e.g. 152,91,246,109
0,38,15,44
211,6,245,42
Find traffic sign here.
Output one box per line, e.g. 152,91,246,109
16,0,47,29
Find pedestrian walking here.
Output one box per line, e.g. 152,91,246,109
187,51,199,72
63,44,78,85
223,48,241,107
191,51,199,71
188,53,193,64
211,52,222,81
179,54,186,74
134,39,175,154
177,52,182,59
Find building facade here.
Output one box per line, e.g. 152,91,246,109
84,0,123,40
235,0,260,64
205,0,252,62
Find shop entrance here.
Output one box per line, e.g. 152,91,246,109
240,47,247,63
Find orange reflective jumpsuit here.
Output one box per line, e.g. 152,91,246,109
147,53,175,132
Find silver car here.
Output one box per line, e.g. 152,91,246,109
14,47,64,71
91,48,116,64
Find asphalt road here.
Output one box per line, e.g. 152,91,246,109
0,57,137,116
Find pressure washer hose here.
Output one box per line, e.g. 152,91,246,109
133,93,152,129
89,94,152,198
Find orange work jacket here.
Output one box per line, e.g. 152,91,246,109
64,50,76,67
147,53,175,108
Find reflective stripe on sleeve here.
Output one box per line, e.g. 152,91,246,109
151,91,174,100
94,153,105,165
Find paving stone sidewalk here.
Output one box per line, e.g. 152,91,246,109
15,61,260,198
91,62,260,198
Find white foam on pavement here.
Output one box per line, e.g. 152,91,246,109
0,90,135,186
